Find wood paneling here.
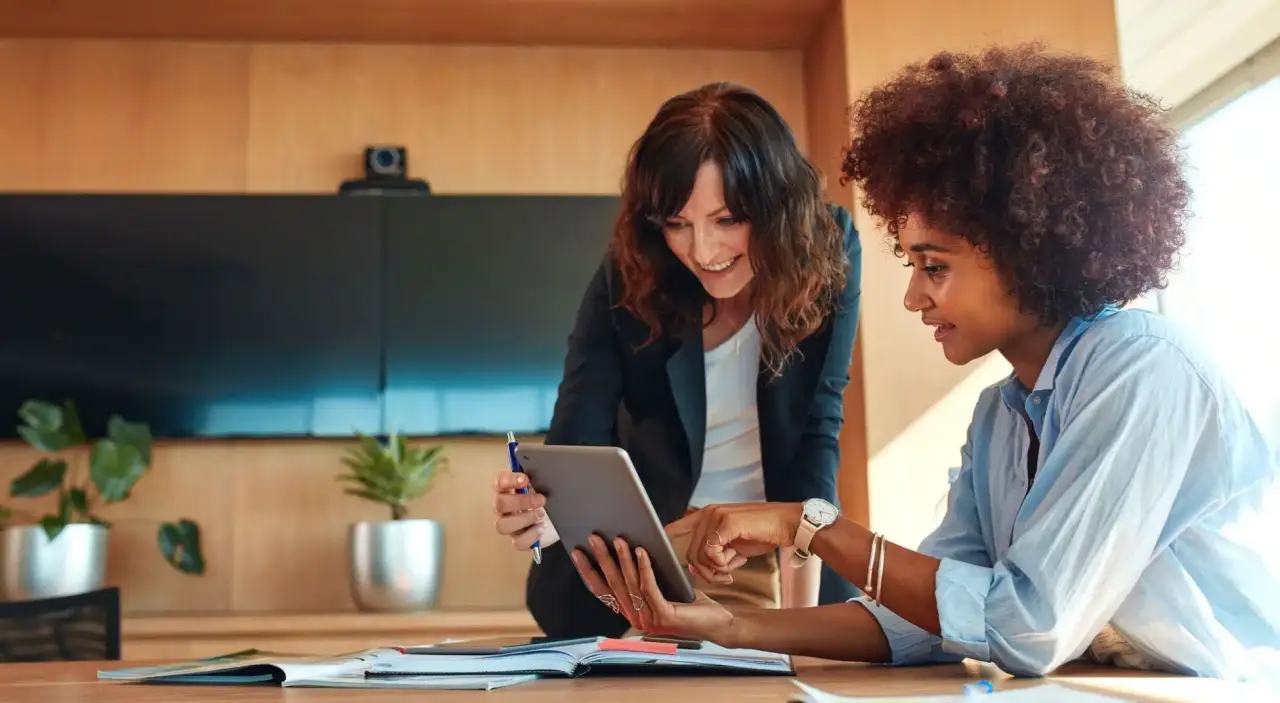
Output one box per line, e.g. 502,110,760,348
0,40,807,194
0,0,832,50
241,43,809,193
0,38,814,615
0,41,251,192
0,437,538,613
801,1,869,526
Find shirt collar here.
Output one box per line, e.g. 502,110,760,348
998,305,1122,412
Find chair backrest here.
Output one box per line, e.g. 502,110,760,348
0,587,120,662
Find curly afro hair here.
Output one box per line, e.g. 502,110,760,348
840,43,1192,325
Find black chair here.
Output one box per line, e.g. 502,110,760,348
0,587,120,662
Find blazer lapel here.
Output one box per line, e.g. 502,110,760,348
666,324,706,483
756,348,808,499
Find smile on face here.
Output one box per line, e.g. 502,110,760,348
661,161,754,301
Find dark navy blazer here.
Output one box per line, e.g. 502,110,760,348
527,204,863,637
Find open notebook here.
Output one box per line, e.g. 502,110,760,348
370,636,795,678
97,649,534,690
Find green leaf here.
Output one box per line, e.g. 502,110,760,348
106,414,153,466
16,426,53,452
10,459,67,498
88,514,112,528
342,488,389,503
39,514,67,541
335,433,447,517
57,490,72,521
18,399,61,432
157,519,205,575
16,400,72,452
65,488,90,520
89,439,146,503
59,400,87,446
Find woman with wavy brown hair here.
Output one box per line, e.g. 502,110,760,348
490,81,863,638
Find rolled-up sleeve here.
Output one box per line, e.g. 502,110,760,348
933,337,1212,676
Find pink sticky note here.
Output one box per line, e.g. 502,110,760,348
598,638,678,655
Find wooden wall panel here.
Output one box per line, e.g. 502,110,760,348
0,38,812,614
242,44,809,193
801,1,870,527
0,0,832,51
0,41,250,192
0,40,808,195
0,438,535,613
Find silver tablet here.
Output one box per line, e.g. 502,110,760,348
515,443,697,604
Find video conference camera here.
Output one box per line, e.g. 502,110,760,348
339,146,432,196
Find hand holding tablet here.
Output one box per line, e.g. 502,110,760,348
513,445,697,605
570,533,735,639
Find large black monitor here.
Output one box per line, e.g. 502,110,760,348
0,193,621,440
0,195,385,439
382,195,617,436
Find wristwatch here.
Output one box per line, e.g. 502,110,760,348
792,498,839,563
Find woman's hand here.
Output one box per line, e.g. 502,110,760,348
669,502,804,583
569,534,735,641
492,471,560,550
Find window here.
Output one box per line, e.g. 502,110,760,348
1159,73,1280,439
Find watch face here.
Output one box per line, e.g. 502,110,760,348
804,498,838,526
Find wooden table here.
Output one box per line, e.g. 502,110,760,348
0,658,1266,702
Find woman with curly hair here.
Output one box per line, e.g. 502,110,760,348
575,45,1280,683
491,82,863,638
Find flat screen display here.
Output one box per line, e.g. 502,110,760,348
382,195,617,435
0,193,620,439
0,195,384,439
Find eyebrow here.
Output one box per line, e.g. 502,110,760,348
908,242,953,254
662,206,730,222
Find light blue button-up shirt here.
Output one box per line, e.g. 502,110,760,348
856,307,1280,686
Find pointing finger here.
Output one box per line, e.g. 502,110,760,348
665,511,703,539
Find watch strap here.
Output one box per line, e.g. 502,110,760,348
792,517,820,562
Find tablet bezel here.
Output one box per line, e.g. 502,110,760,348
515,443,697,605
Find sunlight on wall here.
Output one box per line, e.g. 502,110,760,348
868,353,1012,549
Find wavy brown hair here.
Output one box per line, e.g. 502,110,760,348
611,82,848,373
840,44,1190,324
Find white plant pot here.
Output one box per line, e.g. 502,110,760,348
347,519,444,612
0,523,108,601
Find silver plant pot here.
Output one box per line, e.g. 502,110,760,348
1,524,108,601
347,519,444,612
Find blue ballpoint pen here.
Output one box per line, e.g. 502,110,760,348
506,431,542,565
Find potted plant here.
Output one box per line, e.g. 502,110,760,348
0,398,204,601
339,431,448,612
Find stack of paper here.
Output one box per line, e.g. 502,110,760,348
97,636,793,690
97,648,533,690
